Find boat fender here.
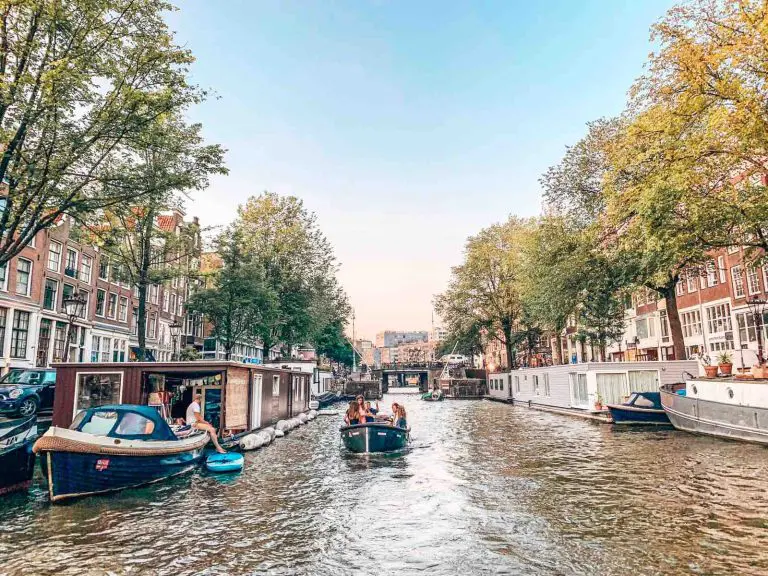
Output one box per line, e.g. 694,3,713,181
254,430,272,447
240,433,262,451
274,429,285,438
275,420,290,432
308,410,317,420
298,413,309,424
263,427,276,440
289,418,301,429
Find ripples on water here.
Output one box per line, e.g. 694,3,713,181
2,398,768,575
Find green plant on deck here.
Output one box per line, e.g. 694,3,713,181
717,352,733,365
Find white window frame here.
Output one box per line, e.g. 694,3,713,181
747,267,761,296
118,296,128,322
65,247,78,274
0,261,7,292
686,271,697,293
80,254,92,283
73,371,124,420
95,289,106,317
48,241,62,272
162,291,169,312
16,258,32,296
706,261,717,287
731,266,745,298
718,256,726,283
107,292,118,320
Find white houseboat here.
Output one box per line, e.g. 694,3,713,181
489,361,699,419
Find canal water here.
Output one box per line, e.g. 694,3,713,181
2,397,768,575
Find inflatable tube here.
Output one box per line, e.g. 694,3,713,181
274,429,285,438
275,420,289,432
206,452,244,473
239,433,260,451
298,413,308,424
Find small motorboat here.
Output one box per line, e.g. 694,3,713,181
340,422,409,454
607,391,670,425
0,415,37,496
316,391,340,408
205,452,244,473
33,405,209,503
421,389,444,402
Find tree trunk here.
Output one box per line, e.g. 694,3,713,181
552,331,563,365
136,206,155,361
661,282,686,361
502,319,515,370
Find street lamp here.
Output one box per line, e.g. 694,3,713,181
62,292,87,362
169,321,183,361
746,296,767,367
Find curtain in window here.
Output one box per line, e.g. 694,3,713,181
628,370,658,392
596,373,629,405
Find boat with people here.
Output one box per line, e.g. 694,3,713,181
340,398,409,453
660,376,768,444
606,391,670,425
0,415,38,496
33,405,210,503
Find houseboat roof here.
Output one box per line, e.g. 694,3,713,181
51,361,297,374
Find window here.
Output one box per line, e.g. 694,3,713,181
61,283,74,312
660,310,669,340
0,307,7,355
0,262,6,291
65,248,78,276
273,375,280,396
627,370,658,392
543,373,550,397
570,373,588,407
148,313,157,338
687,272,697,293
747,267,761,295
15,258,31,295
736,312,768,346
532,375,540,395
112,339,122,362
91,336,101,362
596,373,630,405
36,319,51,367
115,412,154,435
706,303,732,334
10,310,29,358
636,318,649,339
706,261,717,287
43,279,58,310
107,293,117,319
119,297,128,322
74,373,122,415
728,245,739,255
675,280,684,296
101,337,111,362
515,375,520,392
718,256,726,283
709,340,734,352
77,292,88,319
150,284,159,304
681,310,702,338
131,308,138,336
80,255,92,283
170,293,177,315
162,291,169,312
649,318,656,338
52,322,66,362
98,257,109,280
177,296,184,317
110,262,121,283
732,265,745,298
95,289,106,317
47,241,62,271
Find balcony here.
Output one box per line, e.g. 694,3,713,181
64,267,78,279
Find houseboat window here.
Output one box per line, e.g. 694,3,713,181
627,370,659,393
596,373,629,405
115,412,155,435
80,410,118,435
532,375,539,395
543,374,550,397
570,373,588,407
515,376,520,392
272,375,280,396
75,373,122,415
204,389,222,432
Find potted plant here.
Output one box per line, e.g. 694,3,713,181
717,352,733,376
594,393,603,411
699,354,718,378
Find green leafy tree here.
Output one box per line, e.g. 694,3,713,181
0,0,203,265
315,320,354,366
187,228,277,361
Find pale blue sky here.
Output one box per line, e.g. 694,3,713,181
170,0,674,339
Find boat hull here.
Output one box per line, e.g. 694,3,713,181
0,439,37,496
607,405,670,425
40,447,205,502
660,386,768,444
340,423,408,453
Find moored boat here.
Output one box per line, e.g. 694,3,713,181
607,391,670,425
340,422,409,453
0,415,37,496
660,377,768,444
420,389,444,402
33,405,209,503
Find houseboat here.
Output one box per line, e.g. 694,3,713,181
502,361,699,420
439,366,487,399
660,376,768,444
48,361,310,443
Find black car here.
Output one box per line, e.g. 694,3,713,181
0,369,56,417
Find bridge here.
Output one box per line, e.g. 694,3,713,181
372,362,447,393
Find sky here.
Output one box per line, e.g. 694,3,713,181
168,0,675,341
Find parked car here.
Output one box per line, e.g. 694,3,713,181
0,369,56,417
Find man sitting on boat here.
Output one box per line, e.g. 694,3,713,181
186,394,226,454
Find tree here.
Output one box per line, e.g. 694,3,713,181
82,115,226,358
437,321,484,361
237,192,349,354
186,228,277,361
314,320,354,366
519,217,586,364
0,0,203,265
435,217,532,370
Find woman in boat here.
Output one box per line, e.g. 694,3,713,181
394,404,407,429
344,401,360,426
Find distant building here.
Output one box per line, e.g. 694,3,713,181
429,326,448,342
375,330,428,348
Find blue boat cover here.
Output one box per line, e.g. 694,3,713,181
206,452,244,473
72,405,178,441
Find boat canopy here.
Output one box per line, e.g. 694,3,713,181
628,391,663,409
70,405,177,441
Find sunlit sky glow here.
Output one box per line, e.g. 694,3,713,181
170,0,674,340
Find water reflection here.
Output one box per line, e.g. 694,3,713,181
2,398,768,574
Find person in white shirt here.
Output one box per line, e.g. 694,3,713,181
186,394,226,453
